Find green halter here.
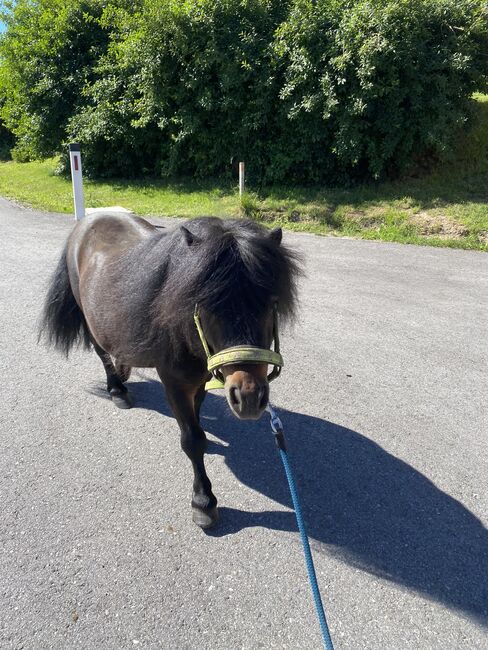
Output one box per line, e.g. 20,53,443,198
193,304,284,390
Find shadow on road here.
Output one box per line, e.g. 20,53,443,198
94,378,488,625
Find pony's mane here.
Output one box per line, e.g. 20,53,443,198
154,218,301,333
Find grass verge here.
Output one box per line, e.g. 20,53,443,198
1,95,487,251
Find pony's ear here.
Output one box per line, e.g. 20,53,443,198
269,227,282,245
180,226,201,247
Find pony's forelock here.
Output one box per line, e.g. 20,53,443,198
154,218,301,332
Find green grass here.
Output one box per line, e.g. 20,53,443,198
0,161,238,217
1,94,487,251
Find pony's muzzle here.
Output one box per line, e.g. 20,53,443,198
224,368,269,420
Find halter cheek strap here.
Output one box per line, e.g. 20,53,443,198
193,305,284,391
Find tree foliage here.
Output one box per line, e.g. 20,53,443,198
1,0,486,182
0,0,118,161
65,0,290,178
275,0,488,181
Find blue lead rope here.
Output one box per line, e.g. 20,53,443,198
266,404,335,650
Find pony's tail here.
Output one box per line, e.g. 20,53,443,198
38,244,91,356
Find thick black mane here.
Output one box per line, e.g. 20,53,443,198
154,218,301,333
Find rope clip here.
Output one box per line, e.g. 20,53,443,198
266,404,287,451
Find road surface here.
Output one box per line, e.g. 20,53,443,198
1,197,487,649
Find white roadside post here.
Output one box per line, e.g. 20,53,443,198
69,143,85,220
239,161,245,197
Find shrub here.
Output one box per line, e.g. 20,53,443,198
1,0,486,183
67,0,289,180
274,0,488,182
71,0,488,183
0,0,117,161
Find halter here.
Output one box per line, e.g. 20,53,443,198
193,304,284,390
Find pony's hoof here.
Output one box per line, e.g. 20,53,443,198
192,506,219,529
110,389,133,409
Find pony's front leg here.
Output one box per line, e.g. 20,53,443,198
160,375,218,529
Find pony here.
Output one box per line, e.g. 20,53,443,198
40,213,300,528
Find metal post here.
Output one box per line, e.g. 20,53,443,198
239,162,245,197
69,143,85,220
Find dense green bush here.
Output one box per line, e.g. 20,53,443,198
274,0,488,182
0,0,117,161
68,0,289,179
1,0,487,183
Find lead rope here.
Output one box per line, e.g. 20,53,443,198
266,404,335,650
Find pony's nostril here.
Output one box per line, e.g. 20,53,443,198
258,386,268,410
229,386,241,410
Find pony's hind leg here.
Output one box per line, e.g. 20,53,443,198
91,339,132,409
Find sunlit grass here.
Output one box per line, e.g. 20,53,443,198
0,159,239,217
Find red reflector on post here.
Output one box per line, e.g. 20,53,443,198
74,155,79,171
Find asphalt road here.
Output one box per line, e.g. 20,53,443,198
1,197,487,650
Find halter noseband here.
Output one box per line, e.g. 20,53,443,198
193,304,284,390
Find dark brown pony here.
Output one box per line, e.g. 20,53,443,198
40,213,300,528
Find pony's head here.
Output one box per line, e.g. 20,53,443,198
159,218,301,419
194,300,281,419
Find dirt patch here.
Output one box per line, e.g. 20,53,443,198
346,210,383,228
408,212,469,239
256,209,277,222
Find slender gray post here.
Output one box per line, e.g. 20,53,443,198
239,162,245,197
69,143,85,220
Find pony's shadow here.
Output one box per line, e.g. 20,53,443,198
105,379,488,624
